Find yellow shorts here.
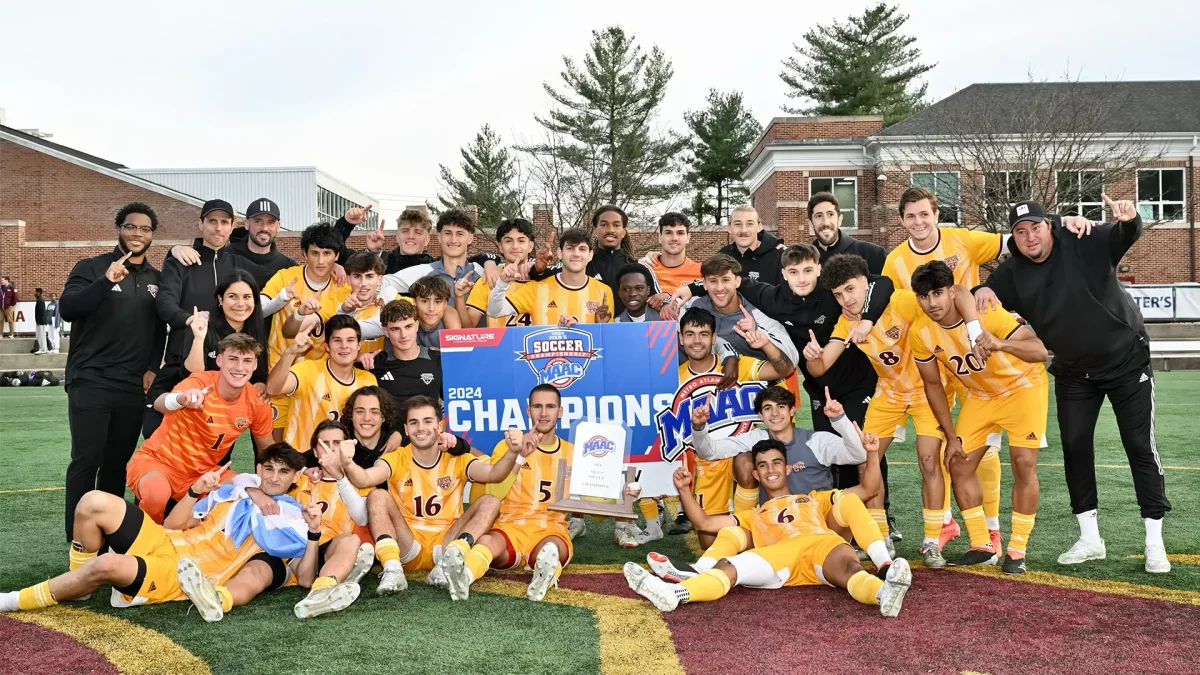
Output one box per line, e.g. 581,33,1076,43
956,384,1049,452
113,513,183,606
490,523,573,570
404,528,445,572
693,456,734,516
746,533,847,588
270,394,290,431
863,396,944,440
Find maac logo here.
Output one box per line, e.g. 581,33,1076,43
655,373,765,462
944,254,961,271
583,435,617,458
516,328,600,389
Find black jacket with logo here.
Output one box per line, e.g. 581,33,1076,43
228,228,297,286
718,230,786,286
815,232,886,274
60,247,166,393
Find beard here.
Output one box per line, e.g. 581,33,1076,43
118,232,151,256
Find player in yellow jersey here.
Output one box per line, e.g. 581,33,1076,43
677,306,795,547
260,223,351,438
487,227,614,326
340,396,521,596
339,251,386,354
456,217,536,328
806,253,982,567
624,439,913,616
266,314,377,451
911,261,1050,574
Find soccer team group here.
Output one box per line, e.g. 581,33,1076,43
1,185,1165,624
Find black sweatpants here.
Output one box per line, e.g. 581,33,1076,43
64,383,145,538
809,387,890,512
1055,361,1170,520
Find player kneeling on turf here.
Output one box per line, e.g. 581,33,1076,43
625,440,912,617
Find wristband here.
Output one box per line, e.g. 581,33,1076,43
164,394,184,411
187,487,202,499
293,309,305,321
965,320,983,345
308,530,322,541
514,455,528,467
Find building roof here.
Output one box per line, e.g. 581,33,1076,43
877,81,1200,137
0,124,128,170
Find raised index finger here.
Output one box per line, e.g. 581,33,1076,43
824,386,831,402
741,306,752,321
1101,193,1116,209
119,251,133,263
809,329,818,343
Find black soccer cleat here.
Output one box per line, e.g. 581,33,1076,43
949,547,998,567
874,561,892,580
887,516,902,542
667,513,693,535
1001,553,1027,575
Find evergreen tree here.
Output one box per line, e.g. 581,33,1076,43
780,3,933,126
684,89,762,225
437,125,524,231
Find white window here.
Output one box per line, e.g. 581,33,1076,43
1056,170,1105,221
808,177,857,228
1137,169,1186,222
984,171,1032,224
910,171,960,225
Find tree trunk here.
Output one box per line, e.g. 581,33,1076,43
716,181,726,226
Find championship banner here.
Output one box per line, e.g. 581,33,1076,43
441,322,682,495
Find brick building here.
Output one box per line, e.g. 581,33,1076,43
744,81,1200,284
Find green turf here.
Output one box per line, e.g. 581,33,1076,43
2,375,1198,673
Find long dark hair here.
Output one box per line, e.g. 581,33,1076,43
342,385,399,432
214,269,267,347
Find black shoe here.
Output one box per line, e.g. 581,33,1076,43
874,561,892,580
1001,553,1026,575
887,516,902,542
667,513,692,535
950,547,998,567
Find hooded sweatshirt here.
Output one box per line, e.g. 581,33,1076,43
718,230,786,286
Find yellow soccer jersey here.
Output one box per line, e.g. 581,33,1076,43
910,309,1048,400
262,266,351,368
678,355,763,383
832,289,927,404
883,228,1002,291
680,356,763,514
167,501,265,586
354,303,385,353
289,474,357,543
502,274,613,326
381,447,479,537
467,277,532,327
490,437,573,530
284,358,377,451
734,492,837,547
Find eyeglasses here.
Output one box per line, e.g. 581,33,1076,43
120,224,154,234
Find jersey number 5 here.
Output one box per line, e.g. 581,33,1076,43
538,480,553,503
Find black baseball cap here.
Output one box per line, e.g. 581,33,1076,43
246,198,281,220
1009,200,1048,228
201,199,235,220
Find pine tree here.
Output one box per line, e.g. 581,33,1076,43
683,90,762,225
437,125,524,231
780,3,934,126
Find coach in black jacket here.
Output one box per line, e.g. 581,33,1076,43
227,198,297,285
719,206,786,286
60,203,167,538
808,192,886,273
976,198,1171,573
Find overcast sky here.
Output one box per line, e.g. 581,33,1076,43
5,0,1197,222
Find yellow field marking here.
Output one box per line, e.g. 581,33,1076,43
888,461,1200,471
950,564,1200,606
0,486,65,494
1128,554,1200,566
473,577,684,675
493,563,626,575
8,605,211,675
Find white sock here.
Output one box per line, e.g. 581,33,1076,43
866,540,892,567
383,560,402,572
986,517,1000,531
1077,509,1101,544
1145,518,1164,548
923,536,939,548
0,590,20,612
643,518,663,537
943,509,953,525
694,557,717,573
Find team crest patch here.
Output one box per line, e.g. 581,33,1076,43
437,476,452,490
421,373,434,384
146,284,158,298
516,328,601,389
794,496,811,504
885,326,901,340
943,254,960,271
656,373,765,462
790,461,806,472
585,300,600,313
235,417,249,430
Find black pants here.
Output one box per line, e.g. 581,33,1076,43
809,388,890,512
1055,361,1170,520
65,383,145,538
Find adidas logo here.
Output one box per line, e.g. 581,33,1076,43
1139,373,1149,383
814,316,826,324
322,392,332,401
148,582,157,592
1025,432,1037,440
403,478,413,487
111,284,122,292
206,416,214,424
934,346,944,353
547,301,558,308
380,372,394,381
863,397,872,404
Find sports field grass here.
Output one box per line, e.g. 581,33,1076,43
2,374,1198,674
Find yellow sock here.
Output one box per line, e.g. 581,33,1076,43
1009,512,1036,557
463,544,494,584
733,485,759,513
832,493,884,549
868,508,889,538
922,509,942,542
311,575,337,591
679,569,731,603
17,581,56,610
69,543,96,571
846,570,883,606
978,450,1002,521
639,498,660,521
697,526,748,569
375,537,401,566
215,585,233,613
961,506,989,549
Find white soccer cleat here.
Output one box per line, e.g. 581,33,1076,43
376,563,408,595
613,521,639,549
876,557,912,618
177,558,223,622
919,542,946,569
1057,538,1106,565
347,543,375,585
527,545,561,602
293,582,361,620
646,552,698,582
442,545,472,601
426,560,449,588
623,562,680,612
1144,543,1171,574
568,517,587,540
636,515,665,545
884,537,896,560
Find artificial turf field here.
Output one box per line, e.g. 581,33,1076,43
1,375,1198,675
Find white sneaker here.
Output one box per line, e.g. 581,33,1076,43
442,544,472,601
347,543,374,585
636,517,664,545
568,517,587,540
1057,538,1106,565
613,521,639,548
920,542,946,569
877,557,912,618
293,582,361,619
527,545,561,602
177,558,223,622
426,560,449,588
50,349,59,354
376,562,408,595
623,562,680,612
1145,543,1172,574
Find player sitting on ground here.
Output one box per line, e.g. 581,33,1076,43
2,444,307,616
911,260,1050,574
126,333,276,524
625,440,912,617
340,396,521,595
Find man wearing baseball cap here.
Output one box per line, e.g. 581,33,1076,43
229,198,297,285
974,197,1171,574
